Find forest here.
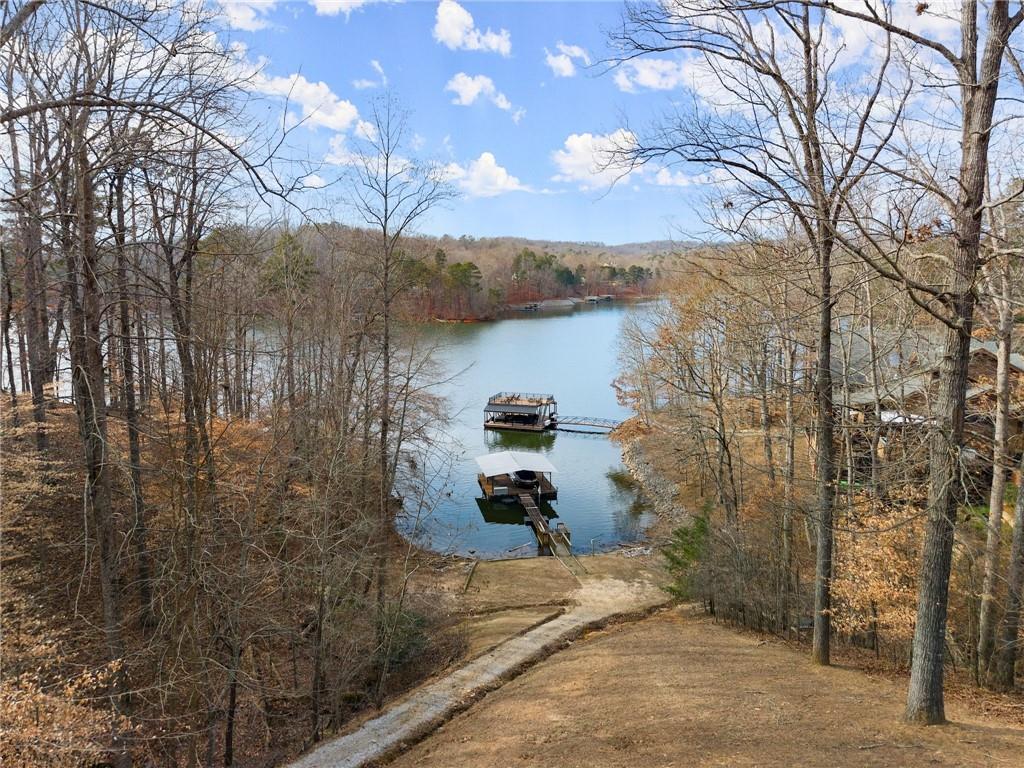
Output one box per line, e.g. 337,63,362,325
2,0,1024,767
608,0,1024,725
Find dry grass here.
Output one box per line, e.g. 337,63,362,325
392,607,1024,768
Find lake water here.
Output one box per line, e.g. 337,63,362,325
400,301,656,558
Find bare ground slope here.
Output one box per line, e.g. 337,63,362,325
392,609,1024,768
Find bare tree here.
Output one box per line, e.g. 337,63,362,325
797,0,1024,723
609,0,896,666
344,94,454,700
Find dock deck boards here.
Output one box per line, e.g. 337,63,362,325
478,473,558,501
518,493,579,569
483,419,550,432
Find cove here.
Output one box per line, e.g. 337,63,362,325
400,301,656,558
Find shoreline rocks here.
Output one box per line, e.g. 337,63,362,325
620,438,688,524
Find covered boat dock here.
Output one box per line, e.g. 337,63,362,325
475,450,558,501
475,451,574,560
484,392,558,432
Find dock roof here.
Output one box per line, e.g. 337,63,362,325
484,403,544,415
487,391,556,406
475,450,558,478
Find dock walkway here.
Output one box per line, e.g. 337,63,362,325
556,416,622,431
519,493,583,575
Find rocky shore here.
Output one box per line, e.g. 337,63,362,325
620,438,689,526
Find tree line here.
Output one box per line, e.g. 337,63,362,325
610,0,1024,723
401,245,656,319
1,2,460,765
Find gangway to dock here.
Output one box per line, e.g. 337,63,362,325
555,416,622,432
518,493,585,576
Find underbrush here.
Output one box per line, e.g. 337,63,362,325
0,403,465,767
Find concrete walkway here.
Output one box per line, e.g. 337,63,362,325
289,576,668,768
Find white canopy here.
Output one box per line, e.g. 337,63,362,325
474,450,558,478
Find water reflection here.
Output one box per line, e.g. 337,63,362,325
475,496,559,526
483,428,557,453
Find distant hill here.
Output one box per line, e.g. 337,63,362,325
427,234,692,269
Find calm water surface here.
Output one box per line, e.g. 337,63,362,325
400,302,655,558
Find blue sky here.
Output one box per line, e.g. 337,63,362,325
220,1,709,244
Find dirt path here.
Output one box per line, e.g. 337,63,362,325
391,609,1024,768
288,575,667,768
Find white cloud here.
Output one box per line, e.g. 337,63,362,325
551,129,636,190
352,59,387,89
445,72,519,117
218,1,277,31
654,168,693,187
610,54,757,109
433,0,511,56
545,41,590,78
445,152,527,197
652,166,732,189
556,42,590,64
252,70,359,131
613,58,691,93
309,0,389,18
546,52,574,78
325,134,357,165
354,119,377,141
302,173,327,188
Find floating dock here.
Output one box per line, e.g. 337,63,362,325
483,393,623,433
484,392,558,432
478,473,558,501
476,450,558,501
474,451,583,571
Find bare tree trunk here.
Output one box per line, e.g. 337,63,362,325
135,301,149,407
864,280,883,498
779,341,796,634
758,343,776,483
156,298,169,411
17,322,28,394
986,453,1024,690
375,247,392,705
7,106,48,450
906,6,1011,717
907,304,975,723
977,278,1011,676
112,171,153,628
46,292,64,386
310,580,326,743
223,642,240,767
233,314,244,417
813,235,835,666
1,242,19,417
71,108,130,763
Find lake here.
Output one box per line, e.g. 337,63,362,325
399,301,656,558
